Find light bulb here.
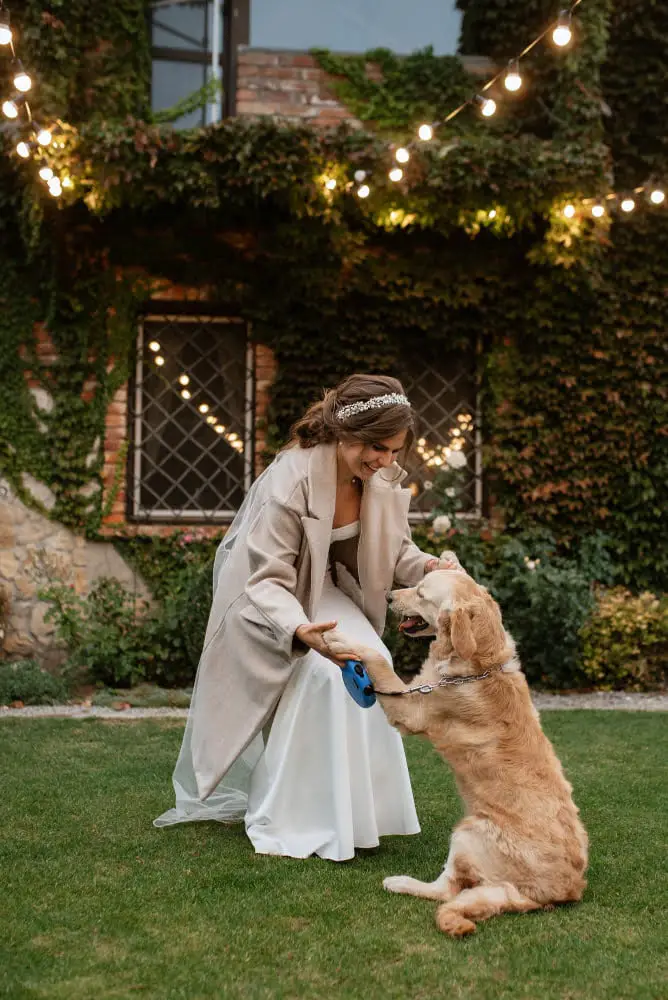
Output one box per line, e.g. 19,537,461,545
39,165,54,182
475,95,496,118
215,425,225,434
206,415,217,425
418,123,433,141
389,167,403,182
650,188,665,205
488,209,497,220
357,184,370,199
354,169,366,183
13,64,32,93
504,60,522,92
325,177,336,190
0,11,12,46
198,403,210,414
148,341,161,352
563,204,576,219
591,203,605,218
36,128,52,146
552,11,572,47
62,176,73,189
154,356,165,366
181,389,191,400
2,99,19,120
47,177,62,197
395,147,410,164
178,374,190,385
621,198,635,213
16,141,30,159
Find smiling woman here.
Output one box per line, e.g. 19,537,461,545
154,373,439,860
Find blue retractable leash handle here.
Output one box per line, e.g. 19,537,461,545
341,659,376,708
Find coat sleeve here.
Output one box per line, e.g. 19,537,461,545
393,520,434,586
244,497,311,647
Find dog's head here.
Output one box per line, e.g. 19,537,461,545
388,563,508,666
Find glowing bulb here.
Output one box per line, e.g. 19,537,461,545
389,167,403,182
198,403,210,414
181,389,191,400
591,203,605,218
13,65,32,93
488,209,497,219
178,374,190,386
325,177,336,190
418,124,433,141
395,147,410,164
2,99,19,120
39,165,54,182
563,204,576,219
0,11,12,46
62,176,73,189
16,141,30,159
552,11,572,47
504,60,522,92
354,169,367,183
228,433,239,442
36,129,52,146
650,188,665,205
154,356,165,367
418,437,426,446
148,341,161,352
47,177,62,197
475,95,496,118
357,184,370,199
621,198,635,213
206,415,217,425
215,425,225,434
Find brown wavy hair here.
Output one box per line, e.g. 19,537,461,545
288,374,415,449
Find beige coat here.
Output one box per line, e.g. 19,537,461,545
191,442,432,799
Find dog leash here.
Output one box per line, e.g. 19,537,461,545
374,662,511,697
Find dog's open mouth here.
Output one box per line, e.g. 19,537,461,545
399,615,430,635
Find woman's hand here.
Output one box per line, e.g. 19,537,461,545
424,558,440,573
294,621,357,665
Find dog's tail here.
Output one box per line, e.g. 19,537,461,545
435,882,541,937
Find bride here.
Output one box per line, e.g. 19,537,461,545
154,373,438,861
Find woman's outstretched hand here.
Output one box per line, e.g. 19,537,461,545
295,621,357,665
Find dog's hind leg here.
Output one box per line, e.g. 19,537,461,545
383,867,455,901
435,883,541,937
383,852,457,901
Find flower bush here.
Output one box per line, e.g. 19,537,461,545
580,588,668,690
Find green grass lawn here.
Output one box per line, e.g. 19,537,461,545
1,713,666,1000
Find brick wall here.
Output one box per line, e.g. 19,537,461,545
236,48,494,126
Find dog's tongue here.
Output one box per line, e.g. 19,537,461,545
399,616,423,632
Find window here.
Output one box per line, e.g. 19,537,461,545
150,0,225,128
129,313,255,522
399,343,482,519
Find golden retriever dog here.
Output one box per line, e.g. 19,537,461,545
325,552,588,937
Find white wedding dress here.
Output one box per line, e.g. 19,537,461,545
155,521,420,861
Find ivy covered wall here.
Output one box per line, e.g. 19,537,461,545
0,0,666,591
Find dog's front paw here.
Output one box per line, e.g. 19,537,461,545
383,875,417,895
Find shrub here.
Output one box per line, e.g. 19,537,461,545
0,660,68,705
580,588,668,690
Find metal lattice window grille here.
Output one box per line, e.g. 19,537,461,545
399,345,483,521
130,314,255,522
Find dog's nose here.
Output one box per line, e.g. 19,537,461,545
386,592,393,605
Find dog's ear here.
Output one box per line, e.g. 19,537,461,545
438,550,464,572
450,606,477,661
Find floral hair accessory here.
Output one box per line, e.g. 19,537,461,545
335,393,410,422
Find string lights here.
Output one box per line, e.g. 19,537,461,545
1,0,664,228
0,2,65,197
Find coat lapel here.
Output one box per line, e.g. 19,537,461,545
358,465,413,632
302,444,337,615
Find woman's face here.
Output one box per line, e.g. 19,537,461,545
338,429,408,481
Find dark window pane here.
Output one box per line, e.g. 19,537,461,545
131,316,253,522
151,59,208,127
